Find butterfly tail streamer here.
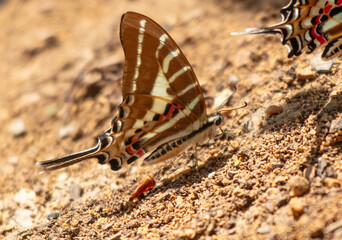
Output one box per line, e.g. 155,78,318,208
230,27,280,36
37,132,113,172
36,145,100,172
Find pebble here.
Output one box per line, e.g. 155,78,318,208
208,172,216,178
244,109,265,132
265,105,283,117
288,176,310,197
317,158,327,177
57,173,68,182
14,188,36,207
310,53,334,73
14,209,33,228
329,118,342,133
273,176,287,186
257,225,271,234
228,75,239,88
47,212,59,220
8,155,19,165
265,203,275,213
323,177,341,188
289,197,304,219
69,183,82,199
221,178,230,186
8,118,26,137
108,233,121,240
126,219,141,229
58,124,76,139
174,229,196,239
295,67,316,80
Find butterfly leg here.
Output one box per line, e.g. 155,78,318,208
187,145,199,169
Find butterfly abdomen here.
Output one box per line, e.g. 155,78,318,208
144,114,221,164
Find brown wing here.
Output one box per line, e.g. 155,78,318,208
120,12,207,123
37,12,208,172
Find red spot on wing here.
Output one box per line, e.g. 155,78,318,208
324,4,332,14
132,135,137,143
338,0,342,5
158,115,164,121
126,145,135,155
137,149,145,157
166,106,175,118
316,15,322,25
311,27,326,45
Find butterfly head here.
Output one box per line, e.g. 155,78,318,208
211,113,224,126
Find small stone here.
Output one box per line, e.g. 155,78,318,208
126,219,141,229
58,124,75,139
57,173,68,182
216,209,224,218
175,196,184,206
208,172,216,178
310,53,334,73
266,105,283,117
288,176,310,197
329,118,342,133
175,229,196,239
69,183,82,199
221,178,230,186
18,92,41,108
317,158,327,177
323,177,341,188
257,225,271,234
265,203,275,213
108,233,121,240
244,109,265,132
14,188,36,206
8,118,26,137
47,212,59,220
8,155,19,165
273,176,287,186
228,75,239,88
289,197,304,219
14,209,33,228
215,81,224,92
296,67,316,80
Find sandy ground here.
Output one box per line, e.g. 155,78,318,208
1,0,342,239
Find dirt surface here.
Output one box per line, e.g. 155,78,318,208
1,0,342,239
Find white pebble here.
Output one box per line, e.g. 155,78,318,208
8,119,25,137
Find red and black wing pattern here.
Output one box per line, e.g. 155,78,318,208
233,0,342,60
107,12,208,168
37,12,208,172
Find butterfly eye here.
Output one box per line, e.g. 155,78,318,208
215,115,223,126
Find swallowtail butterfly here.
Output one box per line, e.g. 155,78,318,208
232,0,342,60
37,12,225,172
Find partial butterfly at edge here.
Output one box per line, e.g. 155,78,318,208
232,0,342,60
37,12,227,173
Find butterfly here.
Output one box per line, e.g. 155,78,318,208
37,12,226,173
232,0,342,60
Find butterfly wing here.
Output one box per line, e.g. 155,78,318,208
37,12,207,172
107,12,208,168
232,0,342,60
